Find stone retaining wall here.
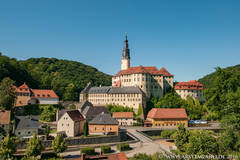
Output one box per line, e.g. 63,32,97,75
17,131,133,149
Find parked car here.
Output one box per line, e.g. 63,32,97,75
189,120,208,124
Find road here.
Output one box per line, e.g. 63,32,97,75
124,128,171,157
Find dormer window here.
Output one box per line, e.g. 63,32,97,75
37,94,40,97
47,94,50,97
20,88,22,91
42,94,45,97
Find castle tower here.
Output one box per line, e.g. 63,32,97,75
121,33,130,70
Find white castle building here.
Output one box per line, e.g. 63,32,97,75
112,34,174,98
79,34,174,112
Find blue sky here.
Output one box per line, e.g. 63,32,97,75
0,0,240,81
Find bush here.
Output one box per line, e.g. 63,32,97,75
100,145,111,154
80,147,95,155
69,104,76,109
160,130,176,139
39,105,57,122
116,143,131,151
106,104,134,114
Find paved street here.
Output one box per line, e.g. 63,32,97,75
124,128,170,157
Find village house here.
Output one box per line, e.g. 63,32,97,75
174,80,205,103
57,110,85,137
112,112,135,126
56,100,110,122
0,110,11,140
146,108,188,128
14,115,39,138
15,82,59,106
80,101,110,121
88,112,118,135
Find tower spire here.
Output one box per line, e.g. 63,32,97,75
121,33,130,70
122,32,130,59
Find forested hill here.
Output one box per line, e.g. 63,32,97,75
0,54,112,101
198,64,240,89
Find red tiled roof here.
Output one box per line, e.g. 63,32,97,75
0,110,11,124
159,67,173,76
16,82,31,93
112,112,133,118
72,152,128,160
147,108,188,119
31,89,58,98
114,66,173,77
174,80,204,90
66,110,85,122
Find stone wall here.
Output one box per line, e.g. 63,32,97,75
17,131,134,149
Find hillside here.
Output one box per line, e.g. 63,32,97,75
0,54,112,101
198,64,240,89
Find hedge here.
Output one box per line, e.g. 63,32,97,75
161,130,176,139
80,147,95,155
100,145,111,154
116,143,131,151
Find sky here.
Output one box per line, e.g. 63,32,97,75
0,0,240,82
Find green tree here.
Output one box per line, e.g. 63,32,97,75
39,105,57,122
52,134,67,155
1,55,112,101
137,105,143,117
185,130,218,155
175,124,190,152
0,135,17,159
63,83,76,101
218,129,237,154
0,127,6,137
83,121,89,136
155,92,184,108
69,104,76,109
106,104,134,114
25,133,43,157
0,77,16,110
184,97,205,120
44,125,51,140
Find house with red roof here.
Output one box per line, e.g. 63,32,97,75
112,112,135,126
146,108,188,128
57,110,85,137
15,82,59,106
174,80,205,102
0,110,11,139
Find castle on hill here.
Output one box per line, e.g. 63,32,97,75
79,34,175,112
